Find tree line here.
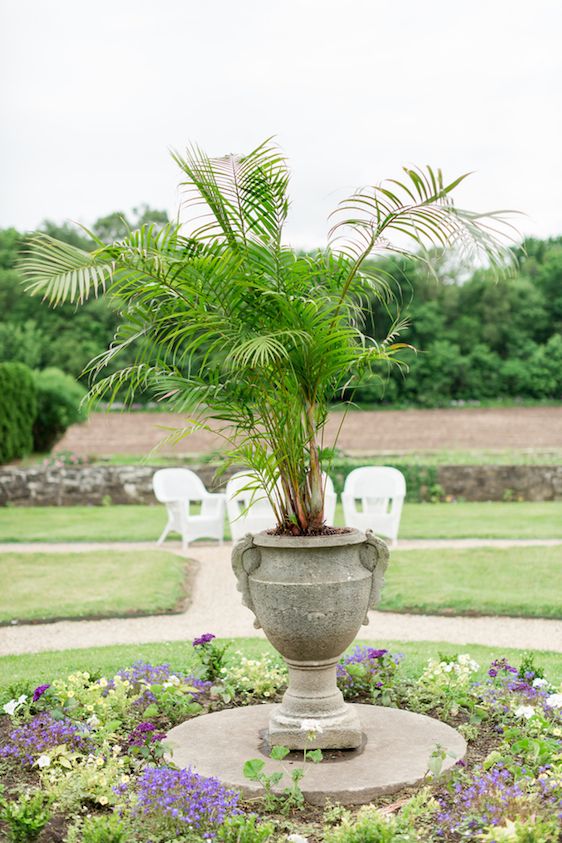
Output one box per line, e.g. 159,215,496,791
1,212,561,408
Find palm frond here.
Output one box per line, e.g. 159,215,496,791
20,234,114,305
172,138,289,249
329,166,519,286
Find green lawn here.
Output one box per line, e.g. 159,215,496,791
1,501,562,542
0,550,188,623
1,638,561,700
399,501,562,539
1,542,560,626
381,545,562,618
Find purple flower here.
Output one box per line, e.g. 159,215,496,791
337,646,402,700
110,662,211,707
0,713,93,767
126,722,166,748
117,766,240,833
436,766,562,837
32,683,50,702
192,633,216,647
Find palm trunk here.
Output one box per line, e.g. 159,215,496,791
306,403,325,531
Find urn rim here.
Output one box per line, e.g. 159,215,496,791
251,528,365,549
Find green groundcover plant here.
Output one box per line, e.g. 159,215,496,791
21,139,516,533
1,640,561,842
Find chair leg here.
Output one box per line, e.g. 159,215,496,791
157,524,169,546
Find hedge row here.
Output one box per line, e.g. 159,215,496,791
0,363,86,464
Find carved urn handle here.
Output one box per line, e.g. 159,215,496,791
231,534,263,629
359,529,390,625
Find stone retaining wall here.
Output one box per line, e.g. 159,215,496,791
1,464,561,506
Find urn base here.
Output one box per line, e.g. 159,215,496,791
269,704,363,750
268,657,363,749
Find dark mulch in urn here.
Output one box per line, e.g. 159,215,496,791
266,526,353,536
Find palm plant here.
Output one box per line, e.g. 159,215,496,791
21,139,516,534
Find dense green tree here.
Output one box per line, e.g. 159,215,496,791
1,216,560,408
0,207,169,383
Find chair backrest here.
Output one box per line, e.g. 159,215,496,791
322,473,337,525
226,472,275,515
152,468,208,503
226,471,276,539
343,467,406,510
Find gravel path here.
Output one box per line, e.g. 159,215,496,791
1,542,561,657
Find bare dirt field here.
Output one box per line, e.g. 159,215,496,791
58,406,562,457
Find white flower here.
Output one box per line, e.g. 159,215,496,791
3,694,27,716
287,835,309,843
300,719,323,734
37,754,51,768
86,714,100,727
545,693,562,709
532,677,548,689
514,705,535,720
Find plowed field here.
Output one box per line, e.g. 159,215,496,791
57,406,562,457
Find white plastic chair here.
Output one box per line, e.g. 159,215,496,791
152,468,226,551
342,467,406,546
322,473,337,525
226,472,277,541
227,471,338,539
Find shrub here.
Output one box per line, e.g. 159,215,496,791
0,362,37,464
0,789,51,843
65,813,131,843
216,814,275,843
323,803,417,843
32,367,87,452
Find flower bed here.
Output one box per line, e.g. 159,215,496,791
0,637,561,842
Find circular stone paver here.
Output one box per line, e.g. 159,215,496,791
166,703,466,805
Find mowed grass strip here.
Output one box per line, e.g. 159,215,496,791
399,501,562,539
1,501,562,543
380,545,562,618
1,639,561,698
0,550,188,624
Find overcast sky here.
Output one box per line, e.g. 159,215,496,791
1,0,561,248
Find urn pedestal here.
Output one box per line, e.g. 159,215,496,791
232,528,389,749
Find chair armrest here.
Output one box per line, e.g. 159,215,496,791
201,493,226,515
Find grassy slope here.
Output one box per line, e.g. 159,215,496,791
1,501,562,542
33,447,562,466
381,545,562,618
0,550,187,623
1,639,561,698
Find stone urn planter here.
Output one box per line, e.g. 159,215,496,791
232,528,389,749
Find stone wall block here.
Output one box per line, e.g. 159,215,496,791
0,464,561,507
